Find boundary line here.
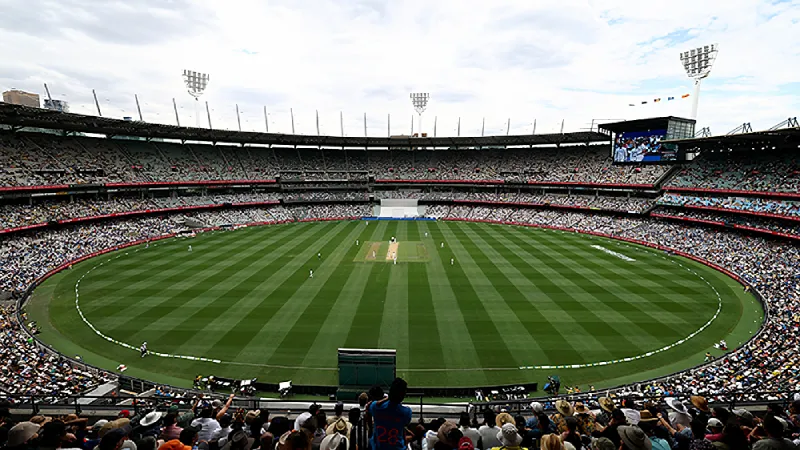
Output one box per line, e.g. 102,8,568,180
71,225,725,372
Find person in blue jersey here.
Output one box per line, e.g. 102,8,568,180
369,378,412,450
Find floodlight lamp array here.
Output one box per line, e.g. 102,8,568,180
183,70,210,98
680,44,718,79
410,92,429,115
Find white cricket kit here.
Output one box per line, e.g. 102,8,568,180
309,270,314,278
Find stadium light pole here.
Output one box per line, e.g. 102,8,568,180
290,108,295,134
205,101,212,129
236,104,242,131
92,89,102,117
264,106,269,133
457,117,461,137
135,94,144,121
680,43,718,119
410,93,429,135
182,70,210,128
481,118,485,137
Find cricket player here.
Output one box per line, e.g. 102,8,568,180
393,256,397,265
317,252,321,260
309,269,314,278
451,258,454,266
356,240,359,246
372,251,376,258
425,232,428,237
140,342,148,358
188,245,192,252
441,242,444,248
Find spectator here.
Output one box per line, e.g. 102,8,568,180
368,378,412,450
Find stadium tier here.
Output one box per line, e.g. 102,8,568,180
1,120,799,417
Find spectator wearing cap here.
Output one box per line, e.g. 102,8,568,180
5,422,40,450
551,400,574,434
299,416,324,450
457,437,473,450
478,411,501,450
214,395,236,422
368,378,412,450
191,407,221,443
490,423,525,450
159,415,182,443
705,418,724,442
617,426,651,450
295,406,320,433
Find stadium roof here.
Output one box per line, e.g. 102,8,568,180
662,127,800,150
0,103,610,148
599,116,694,133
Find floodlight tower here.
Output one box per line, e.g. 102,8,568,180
679,43,718,120
410,93,429,135
182,70,210,128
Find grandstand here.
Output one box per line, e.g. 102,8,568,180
2,103,800,450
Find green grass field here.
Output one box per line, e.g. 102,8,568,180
27,220,763,391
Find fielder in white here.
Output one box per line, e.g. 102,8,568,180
188,245,192,252
451,258,454,265
309,269,314,278
440,242,444,248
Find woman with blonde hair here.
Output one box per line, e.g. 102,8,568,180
539,434,566,450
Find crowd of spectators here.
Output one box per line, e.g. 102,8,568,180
0,133,671,186
1,305,116,396
667,150,800,194
283,192,369,202
652,207,800,238
436,205,800,400
0,193,280,230
4,383,800,450
659,194,800,219
375,191,653,212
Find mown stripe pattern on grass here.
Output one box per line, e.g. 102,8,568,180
34,220,756,388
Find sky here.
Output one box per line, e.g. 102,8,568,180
0,0,798,137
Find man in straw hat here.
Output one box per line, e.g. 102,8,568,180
551,399,573,434
573,402,597,435
636,412,669,450
596,397,616,426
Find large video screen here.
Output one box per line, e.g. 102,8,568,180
613,129,676,163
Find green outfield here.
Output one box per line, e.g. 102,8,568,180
27,220,763,390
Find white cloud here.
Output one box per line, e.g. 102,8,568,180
0,0,797,137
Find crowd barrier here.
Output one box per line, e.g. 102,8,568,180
666,186,800,201
652,213,800,242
